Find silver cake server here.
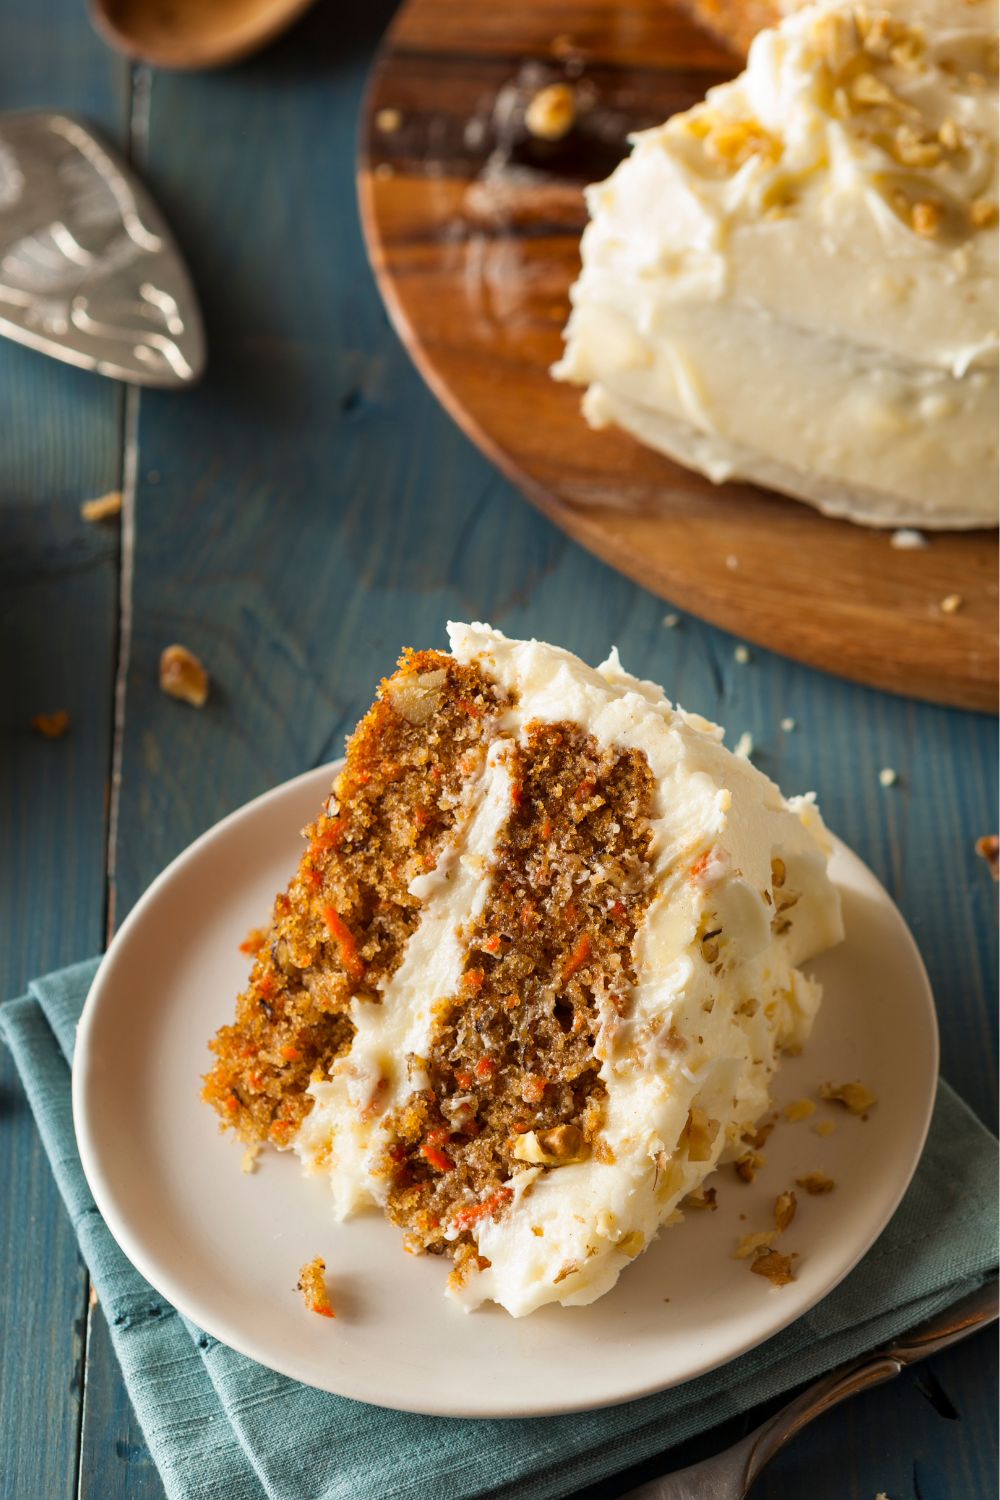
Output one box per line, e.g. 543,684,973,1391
620,1278,998,1500
0,111,204,385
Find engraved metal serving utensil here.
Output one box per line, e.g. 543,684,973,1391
620,1279,999,1500
0,112,204,385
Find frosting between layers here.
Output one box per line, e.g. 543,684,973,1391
297,625,844,1315
553,0,999,528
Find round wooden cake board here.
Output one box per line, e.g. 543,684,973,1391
358,0,998,713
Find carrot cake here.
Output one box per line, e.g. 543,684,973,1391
553,0,999,529
204,624,843,1315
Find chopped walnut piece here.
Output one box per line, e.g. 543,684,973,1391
685,1186,718,1212
702,115,782,170
296,1256,335,1318
525,83,576,141
30,710,70,740
734,1149,763,1183
386,668,446,724
735,1229,777,1259
970,198,998,228
751,1249,796,1287
747,1115,777,1150
81,490,122,523
784,1097,816,1123
684,1105,719,1163
797,1171,836,1195
910,201,941,236
820,1080,877,1115
975,835,999,880
939,593,964,614
553,1259,580,1284
774,1190,797,1232
536,1124,585,1160
159,644,209,707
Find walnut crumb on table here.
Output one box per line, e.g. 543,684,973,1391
159,644,210,707
80,490,122,523
525,82,576,141
975,835,999,880
296,1257,335,1318
30,710,70,739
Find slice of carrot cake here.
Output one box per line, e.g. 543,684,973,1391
204,624,843,1316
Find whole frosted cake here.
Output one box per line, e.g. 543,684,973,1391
554,0,999,529
205,625,843,1315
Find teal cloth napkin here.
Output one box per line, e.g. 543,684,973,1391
2,959,997,1500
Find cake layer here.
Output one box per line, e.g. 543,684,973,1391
554,0,999,529
292,625,844,1315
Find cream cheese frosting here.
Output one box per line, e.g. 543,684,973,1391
296,625,844,1316
553,0,999,528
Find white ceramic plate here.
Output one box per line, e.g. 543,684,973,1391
73,762,939,1418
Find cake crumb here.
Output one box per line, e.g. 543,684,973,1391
663,612,680,628
750,1249,795,1286
733,644,751,664
784,1097,816,1123
375,107,402,133
239,927,267,957
939,593,963,614
820,1080,877,1115
734,731,754,760
81,490,122,523
975,835,999,880
878,766,898,788
241,1145,261,1174
525,83,576,141
774,1190,797,1232
296,1257,335,1318
780,717,796,732
31,710,70,740
725,554,740,571
160,644,209,707
890,528,927,550
797,1170,836,1195
813,1119,837,1137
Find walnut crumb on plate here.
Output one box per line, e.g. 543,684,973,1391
735,1230,777,1259
797,1171,836,1195
774,1190,797,1231
820,1080,877,1115
783,1097,815,1123
750,1250,796,1287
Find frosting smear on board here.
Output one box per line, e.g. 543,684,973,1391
296,625,844,1316
553,0,999,529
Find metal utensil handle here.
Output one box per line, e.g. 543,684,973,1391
743,1280,999,1491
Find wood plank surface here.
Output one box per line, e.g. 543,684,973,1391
359,0,999,712
0,5,129,1498
0,0,995,1497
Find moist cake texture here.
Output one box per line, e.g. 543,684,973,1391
554,0,999,529
205,624,844,1315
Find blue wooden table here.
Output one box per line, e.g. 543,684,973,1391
1,3,996,1497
